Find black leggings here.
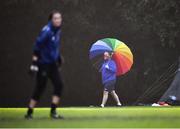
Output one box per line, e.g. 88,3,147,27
32,63,63,101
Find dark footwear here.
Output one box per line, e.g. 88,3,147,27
24,114,33,119
50,112,64,119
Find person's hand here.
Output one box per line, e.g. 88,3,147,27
105,64,109,69
28,55,39,77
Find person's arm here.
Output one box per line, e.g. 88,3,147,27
29,27,49,75
34,26,49,52
99,67,102,72
99,64,104,72
32,26,50,61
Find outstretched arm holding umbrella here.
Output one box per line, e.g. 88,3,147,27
100,52,121,107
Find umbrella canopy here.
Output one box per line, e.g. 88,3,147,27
89,38,133,76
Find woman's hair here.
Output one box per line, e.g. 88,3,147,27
48,10,62,21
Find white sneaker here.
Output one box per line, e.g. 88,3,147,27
100,104,104,108
117,103,122,106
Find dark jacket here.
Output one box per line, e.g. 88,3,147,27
33,22,61,64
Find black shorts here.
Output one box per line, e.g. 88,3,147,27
103,80,116,92
32,63,63,101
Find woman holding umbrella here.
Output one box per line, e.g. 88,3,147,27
89,38,133,107
100,51,121,107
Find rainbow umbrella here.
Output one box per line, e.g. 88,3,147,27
89,38,133,76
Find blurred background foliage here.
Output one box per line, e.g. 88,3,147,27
0,0,180,106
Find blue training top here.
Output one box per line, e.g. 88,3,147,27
33,22,61,64
101,59,117,84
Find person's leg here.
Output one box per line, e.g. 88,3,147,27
52,95,60,105
51,95,60,113
25,67,48,118
49,64,63,118
26,99,37,118
110,90,121,106
101,90,109,107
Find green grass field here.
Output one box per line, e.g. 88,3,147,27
0,107,180,128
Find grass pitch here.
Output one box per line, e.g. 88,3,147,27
0,107,180,128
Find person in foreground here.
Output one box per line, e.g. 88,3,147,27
25,10,64,119
100,52,121,107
